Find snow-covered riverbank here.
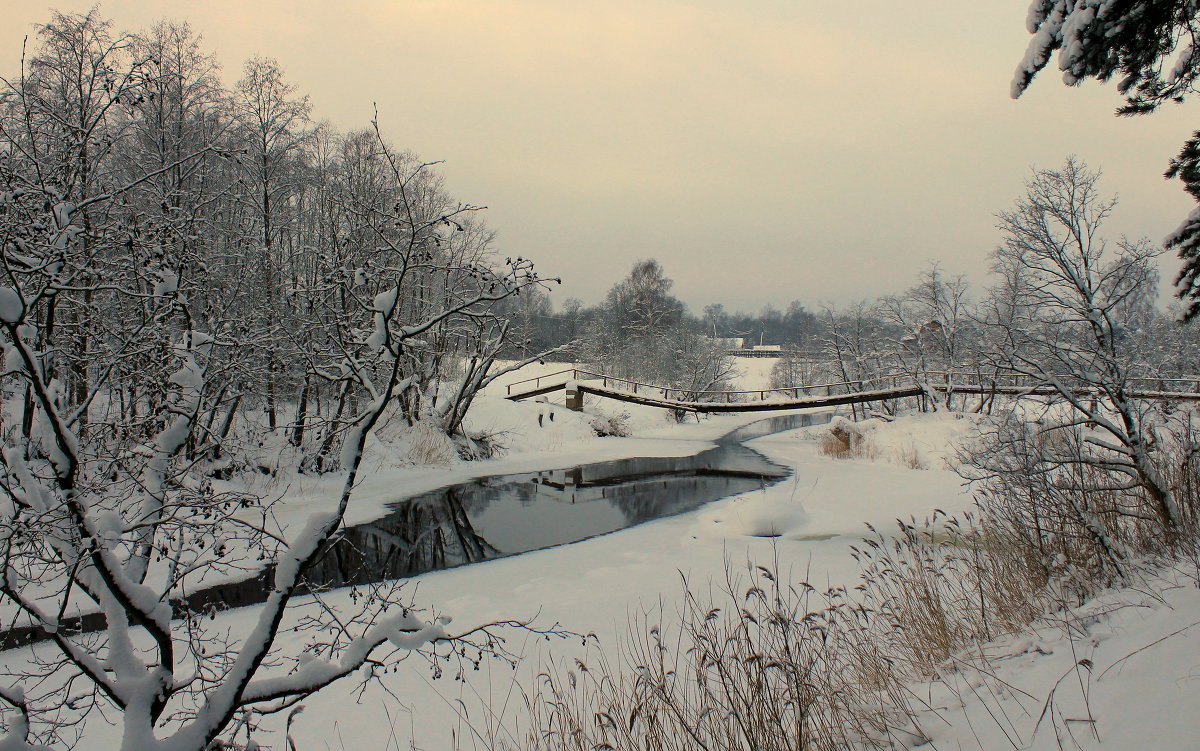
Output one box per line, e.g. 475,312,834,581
258,401,1200,750
231,359,789,532
277,411,1198,751
4,360,1198,750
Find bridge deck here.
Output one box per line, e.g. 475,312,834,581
570,382,923,412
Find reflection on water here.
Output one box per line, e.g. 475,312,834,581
327,466,769,582
1,412,826,647
295,411,822,588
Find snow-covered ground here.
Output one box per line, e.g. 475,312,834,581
4,358,1199,750
915,563,1200,750
278,402,1198,751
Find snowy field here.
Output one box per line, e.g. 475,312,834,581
3,358,1198,749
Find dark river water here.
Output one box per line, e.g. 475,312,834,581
293,412,821,589
2,412,827,647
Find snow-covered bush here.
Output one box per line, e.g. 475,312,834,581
960,409,1200,585
818,415,869,459
588,409,631,438
817,413,978,470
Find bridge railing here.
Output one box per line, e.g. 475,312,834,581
504,368,595,397
505,368,918,402
505,368,1200,403
919,371,1200,394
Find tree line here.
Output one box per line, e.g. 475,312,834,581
0,10,562,471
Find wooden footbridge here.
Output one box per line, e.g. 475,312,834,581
504,368,1200,414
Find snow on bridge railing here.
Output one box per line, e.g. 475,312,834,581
505,368,1200,403
505,369,920,402
919,371,1200,394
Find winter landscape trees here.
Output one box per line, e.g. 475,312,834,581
1,3,1200,750
0,10,563,749
990,158,1179,532
576,259,737,409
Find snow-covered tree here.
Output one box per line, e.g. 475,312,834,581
1012,1,1200,108
580,259,735,412
820,302,897,418
230,57,312,431
0,11,564,749
602,259,684,339
1012,1,1200,318
992,157,1181,534
878,264,975,409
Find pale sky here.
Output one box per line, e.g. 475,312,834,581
2,1,1196,313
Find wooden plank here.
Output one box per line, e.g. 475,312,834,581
575,383,924,413
506,381,570,401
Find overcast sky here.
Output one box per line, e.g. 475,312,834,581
2,1,1196,313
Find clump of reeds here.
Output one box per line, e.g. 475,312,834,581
818,416,864,459
851,512,1048,677
404,420,458,465
517,561,926,751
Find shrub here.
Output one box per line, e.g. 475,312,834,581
817,415,865,459
589,410,631,437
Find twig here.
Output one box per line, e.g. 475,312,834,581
1096,619,1200,680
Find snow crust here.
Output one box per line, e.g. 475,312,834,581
152,269,178,297
0,288,22,324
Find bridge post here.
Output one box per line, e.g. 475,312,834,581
565,385,584,411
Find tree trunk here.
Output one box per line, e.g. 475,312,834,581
212,392,243,461
292,374,311,446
